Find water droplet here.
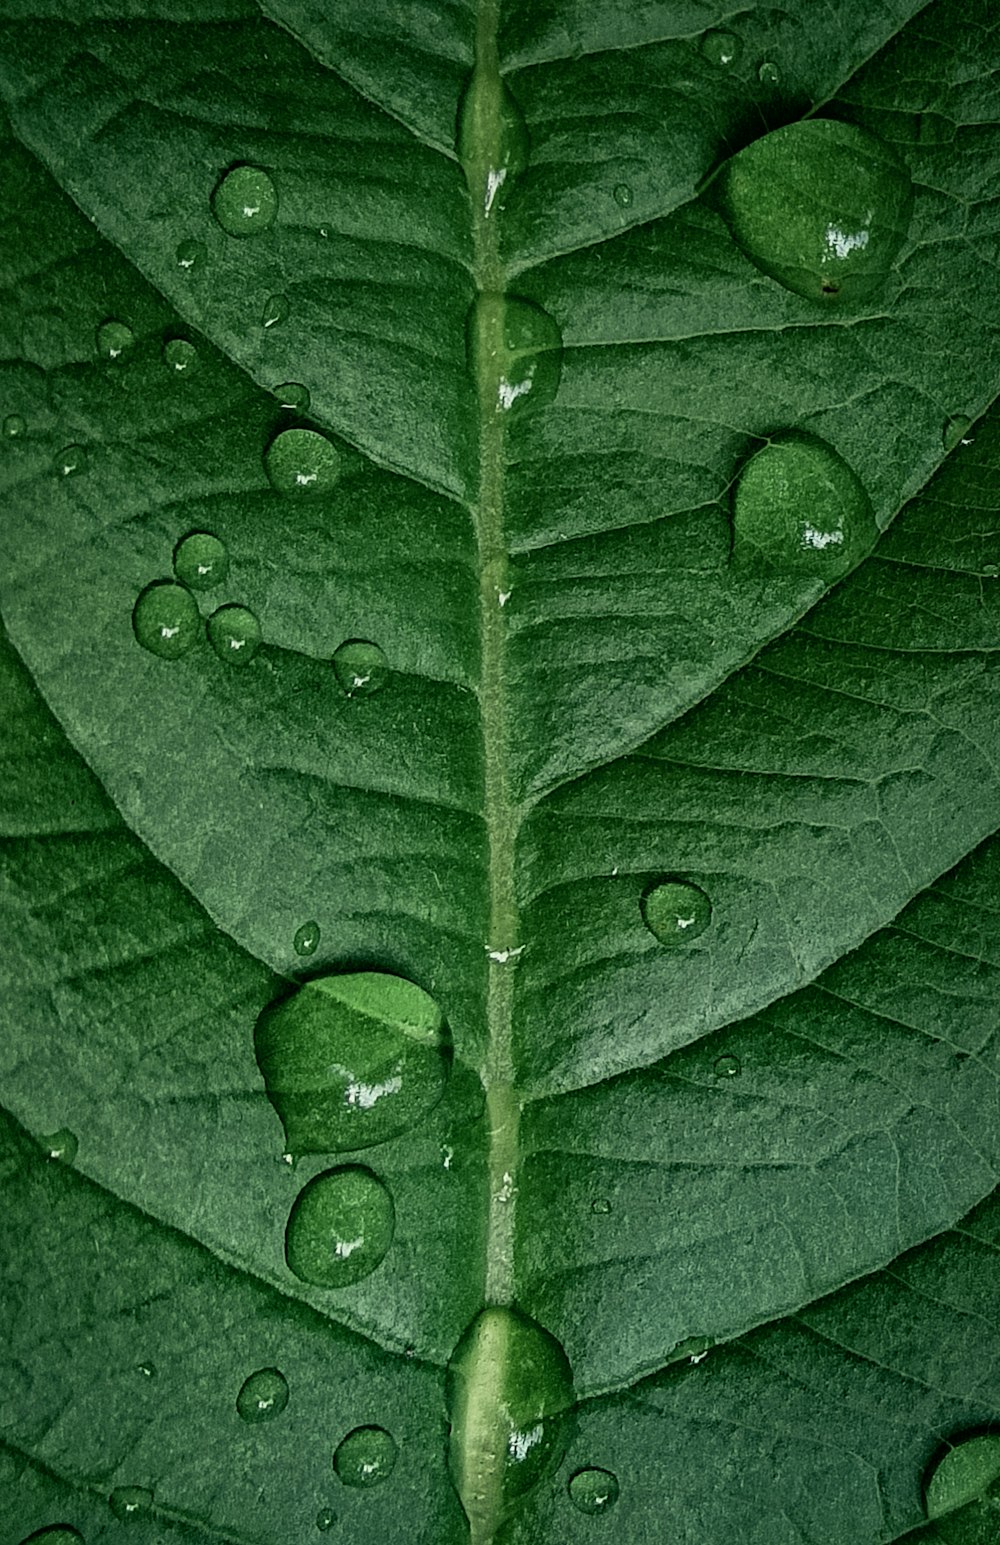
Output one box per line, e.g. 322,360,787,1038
613,182,634,208
235,1366,289,1423
568,1467,620,1515
333,1426,398,1489
924,1433,1000,1519
265,427,341,495
984,563,998,578
176,238,206,271
467,294,563,417
943,414,973,451
731,431,877,579
55,444,87,478
19,1530,83,1545
717,119,912,302
275,381,311,412
591,1198,612,1215
757,59,781,85
331,640,390,698
40,1129,78,1162
173,531,229,592
96,319,135,361
714,1053,741,1079
641,879,712,945
207,604,261,665
262,293,289,329
163,337,199,376
108,1487,153,1522
447,1308,574,1534
3,414,26,438
316,1507,336,1531
701,29,741,67
132,581,202,660
254,971,450,1157
137,1362,157,1379
286,1167,394,1288
212,164,278,237
457,66,529,212
293,920,321,957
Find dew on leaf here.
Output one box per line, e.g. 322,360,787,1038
212,164,278,237
467,293,563,417
163,338,199,376
591,1198,612,1215
943,414,973,451
701,30,741,67
175,238,207,271
207,604,262,665
275,381,311,412
984,563,998,578
262,293,289,329
55,444,87,477
137,1362,157,1379
568,1467,620,1515
132,582,201,660
641,878,712,945
457,65,529,212
757,59,781,85
173,531,229,592
235,1366,289,1423
40,1129,78,1162
315,1507,336,1531
333,1425,398,1488
3,414,26,438
96,319,135,361
925,1433,1000,1518
286,1167,394,1288
19,1529,83,1545
613,182,634,208
331,639,390,698
731,431,877,579
108,1487,153,1522
714,1053,742,1080
265,427,341,495
293,920,321,957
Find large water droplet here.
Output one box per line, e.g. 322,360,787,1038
3,414,26,438
19,1530,83,1545
717,119,912,302
96,319,135,361
293,920,321,957
108,1487,153,1522
331,640,389,698
642,878,712,944
701,29,741,67
212,164,278,237
265,428,341,495
163,338,199,376
333,1425,398,1488
55,444,87,478
176,238,206,271
285,1166,394,1288
568,1467,619,1515
447,1307,575,1534
207,604,262,665
731,431,877,579
173,531,229,592
40,1128,78,1162
262,293,289,329
275,381,311,412
943,414,973,451
236,1366,289,1423
924,1434,1000,1519
467,294,563,417
254,971,450,1157
132,582,201,660
457,67,529,214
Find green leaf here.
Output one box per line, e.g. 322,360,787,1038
1,2,999,1541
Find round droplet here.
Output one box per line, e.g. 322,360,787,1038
943,414,973,451
275,381,311,412
173,531,229,592
467,294,563,417
176,238,207,271
285,1167,394,1288
701,29,741,67
714,1053,742,1080
591,1198,612,1215
207,604,262,666
3,414,26,438
333,1426,398,1489
163,338,199,376
613,182,634,208
55,444,87,477
731,431,877,579
315,1507,336,1531
212,164,278,238
254,971,450,1157
293,920,321,957
19,1530,83,1545
716,118,912,302
236,1366,289,1423
924,1433,1000,1519
96,319,135,361
568,1467,620,1515
109,1487,153,1522
132,582,201,660
265,428,341,495
332,640,389,698
641,879,712,945
262,293,289,329
40,1129,78,1163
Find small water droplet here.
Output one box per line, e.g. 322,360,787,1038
275,381,311,411
173,531,229,592
285,1166,394,1288
331,639,389,698
943,414,973,451
568,1467,620,1515
757,59,781,85
55,444,87,478
264,427,341,495
591,1197,612,1215
109,1487,152,1522
19,1530,83,1545
714,1053,741,1080
236,1367,289,1423
207,604,261,665
163,337,199,376
293,920,321,957
212,164,278,237
983,563,998,578
731,431,877,579
40,1129,78,1163
137,1362,157,1379
132,582,202,660
262,293,289,329
467,294,563,417
641,879,712,945
315,1507,336,1531
255,971,450,1157
701,29,741,67
96,319,135,361
333,1426,398,1489
176,238,207,271
613,182,634,208
3,414,26,438
457,66,529,211
924,1433,1000,1519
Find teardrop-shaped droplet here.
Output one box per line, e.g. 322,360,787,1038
447,1308,575,1535
236,1366,289,1423
568,1467,620,1515
757,59,781,85
701,29,741,67
943,414,973,451
96,319,135,361
173,531,229,592
176,238,207,271
132,582,201,660
254,971,450,1156
207,604,261,665
293,920,321,957
3,414,26,438
108,1487,153,1522
331,639,389,698
716,119,912,302
731,431,877,579
265,427,341,495
641,878,712,945
163,337,199,376
285,1166,394,1288
212,164,278,237
467,294,563,417
40,1128,78,1162
275,381,311,412
333,1425,398,1488
55,444,87,478
457,66,529,214
924,1433,1000,1519
19,1530,83,1545
714,1053,741,1080
262,293,289,329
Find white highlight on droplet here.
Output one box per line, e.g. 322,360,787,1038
801,524,845,550
344,1075,403,1109
486,944,525,963
822,216,871,261
498,590,511,607
334,1236,364,1259
508,1424,544,1462
498,368,534,411
295,471,318,486
485,167,507,216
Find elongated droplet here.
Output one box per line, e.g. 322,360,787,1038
293,920,321,957
467,293,563,417
716,119,912,302
275,381,311,412
109,1487,152,1522
3,414,26,438
457,66,529,213
265,428,341,495
447,1307,575,1535
236,1367,289,1423
642,878,712,944
925,1434,1000,1518
173,531,229,591
262,293,289,329
163,338,199,376
333,1426,397,1488
731,431,877,579
213,165,278,237
285,1166,394,1287
255,971,450,1156
943,414,973,451
701,30,741,67
176,238,206,271
133,582,201,660
207,604,261,665
332,639,389,698
19,1530,83,1545
96,319,135,360
568,1467,619,1514
55,444,87,477
40,1129,78,1162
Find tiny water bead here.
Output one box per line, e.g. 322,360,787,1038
924,1433,1000,1518
262,293,290,329
716,118,912,303
254,971,450,1156
700,29,741,67
714,1053,742,1080
265,428,341,495
108,1487,153,1522
943,414,973,451
331,639,390,698
175,238,206,271
137,1362,157,1379
3,414,26,438
275,381,311,412
173,531,229,592
641,879,712,945
613,182,634,208
132,581,202,660
293,920,321,957
333,1426,398,1489
285,1166,394,1288
757,59,781,85
568,1468,620,1515
96,319,135,361
467,293,563,417
731,431,877,579
591,1197,612,1215
236,1366,289,1423
315,1507,336,1530
163,337,199,376
55,444,87,477
212,164,278,238
207,604,262,665
40,1128,78,1162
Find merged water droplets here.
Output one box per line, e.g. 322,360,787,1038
332,639,390,698
333,1425,398,1488
132,582,201,660
236,1366,289,1423
265,428,341,495
96,319,135,360
173,531,229,592
568,1467,620,1515
108,1486,152,1522
285,1166,394,1288
213,164,278,237
924,1433,1000,1519
207,604,262,665
467,293,563,417
641,878,712,945
731,431,877,579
